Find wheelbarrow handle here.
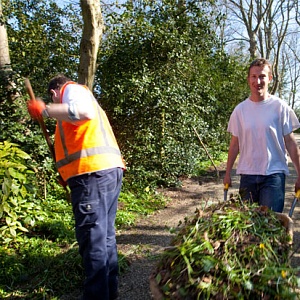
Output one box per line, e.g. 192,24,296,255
224,183,229,201
288,190,300,217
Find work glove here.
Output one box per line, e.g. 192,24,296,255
27,98,46,120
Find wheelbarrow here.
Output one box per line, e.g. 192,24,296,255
223,183,229,201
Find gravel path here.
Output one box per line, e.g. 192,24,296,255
116,133,300,300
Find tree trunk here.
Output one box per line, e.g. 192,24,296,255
0,0,11,71
78,0,104,90
0,0,17,101
225,0,293,95
0,1,11,71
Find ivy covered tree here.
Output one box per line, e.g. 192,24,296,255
0,0,82,152
97,0,248,186
3,0,81,97
0,0,84,202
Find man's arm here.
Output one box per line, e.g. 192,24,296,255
45,102,94,123
284,132,300,192
223,135,239,187
46,85,95,123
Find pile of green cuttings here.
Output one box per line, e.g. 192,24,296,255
152,199,300,299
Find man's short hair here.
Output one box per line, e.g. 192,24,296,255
47,74,71,95
248,58,272,77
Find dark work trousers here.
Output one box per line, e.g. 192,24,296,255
239,173,285,212
68,168,123,300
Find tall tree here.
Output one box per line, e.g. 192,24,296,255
98,0,248,186
4,0,82,97
0,0,10,71
218,0,296,95
78,0,104,90
280,35,300,109
0,0,15,100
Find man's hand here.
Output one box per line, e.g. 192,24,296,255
295,176,300,194
27,99,46,120
223,174,231,188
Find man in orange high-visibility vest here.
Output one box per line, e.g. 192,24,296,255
27,74,125,300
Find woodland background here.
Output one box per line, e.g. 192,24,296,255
1,0,300,298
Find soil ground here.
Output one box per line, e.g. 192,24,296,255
116,134,300,300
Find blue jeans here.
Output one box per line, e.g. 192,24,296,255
68,168,123,300
239,173,285,212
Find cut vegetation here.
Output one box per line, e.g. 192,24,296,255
150,199,300,299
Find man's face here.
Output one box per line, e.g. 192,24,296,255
247,65,272,98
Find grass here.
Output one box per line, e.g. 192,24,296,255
0,184,167,299
196,151,228,175
116,189,167,228
0,154,228,299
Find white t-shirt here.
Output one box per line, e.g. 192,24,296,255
228,96,300,175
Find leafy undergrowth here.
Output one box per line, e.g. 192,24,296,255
116,189,167,228
151,199,300,299
0,186,166,299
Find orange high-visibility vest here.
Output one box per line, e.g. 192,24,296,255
54,82,125,181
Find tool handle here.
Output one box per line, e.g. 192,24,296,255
25,78,56,160
24,78,35,100
37,119,56,160
289,198,297,217
223,183,229,201
25,78,69,196
289,190,300,217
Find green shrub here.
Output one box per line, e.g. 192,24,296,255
0,141,43,243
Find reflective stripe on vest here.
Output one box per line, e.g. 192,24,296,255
56,145,122,168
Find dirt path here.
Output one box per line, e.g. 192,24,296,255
116,134,300,300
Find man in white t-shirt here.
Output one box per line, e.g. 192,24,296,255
223,58,300,212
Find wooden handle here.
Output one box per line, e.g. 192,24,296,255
24,78,69,197
24,78,55,159
24,78,36,100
